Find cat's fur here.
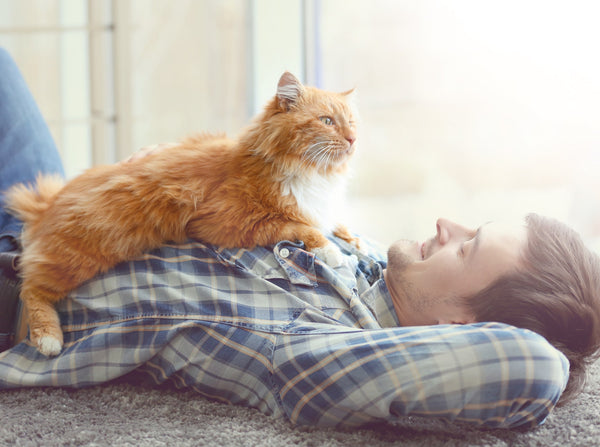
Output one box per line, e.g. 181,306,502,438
5,72,359,356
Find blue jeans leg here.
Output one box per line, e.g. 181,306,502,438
0,47,65,252
0,48,66,349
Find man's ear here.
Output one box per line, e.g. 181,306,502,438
276,71,304,111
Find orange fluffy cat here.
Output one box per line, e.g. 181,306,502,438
5,72,358,356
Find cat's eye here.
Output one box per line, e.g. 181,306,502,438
319,116,334,125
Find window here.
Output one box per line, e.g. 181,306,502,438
2,0,599,250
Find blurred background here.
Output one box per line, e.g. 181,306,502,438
1,0,599,252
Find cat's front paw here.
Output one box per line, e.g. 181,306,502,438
333,225,362,250
39,337,62,356
36,336,63,357
30,325,63,356
313,243,345,268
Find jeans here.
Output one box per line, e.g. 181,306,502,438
0,47,65,252
0,48,65,349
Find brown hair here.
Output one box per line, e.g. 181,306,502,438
464,213,600,404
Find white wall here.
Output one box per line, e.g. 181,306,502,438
2,0,599,252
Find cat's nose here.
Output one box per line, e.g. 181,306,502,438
346,135,356,146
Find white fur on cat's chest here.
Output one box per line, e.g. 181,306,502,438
280,171,347,234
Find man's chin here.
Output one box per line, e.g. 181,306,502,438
388,240,421,266
387,240,419,274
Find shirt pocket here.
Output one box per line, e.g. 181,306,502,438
284,306,361,333
210,241,318,287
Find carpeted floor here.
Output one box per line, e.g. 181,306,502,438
1,360,598,447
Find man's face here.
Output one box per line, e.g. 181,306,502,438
384,218,527,326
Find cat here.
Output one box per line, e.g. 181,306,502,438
5,71,359,357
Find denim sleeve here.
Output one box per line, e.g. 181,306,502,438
272,323,569,429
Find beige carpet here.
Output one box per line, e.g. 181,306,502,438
1,360,598,447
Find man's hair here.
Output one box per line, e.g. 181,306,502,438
464,213,600,404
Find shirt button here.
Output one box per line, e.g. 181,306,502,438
279,248,290,258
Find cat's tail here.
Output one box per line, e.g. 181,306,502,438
4,174,65,224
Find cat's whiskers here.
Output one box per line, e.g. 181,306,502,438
304,140,350,174
303,141,337,169
305,148,327,166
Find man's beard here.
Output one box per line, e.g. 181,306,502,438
387,241,431,316
387,241,413,273
388,240,415,275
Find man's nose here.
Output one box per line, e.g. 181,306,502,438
436,219,450,245
436,218,471,245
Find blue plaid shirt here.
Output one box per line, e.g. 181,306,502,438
0,237,568,429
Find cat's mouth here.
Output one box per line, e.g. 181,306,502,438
340,143,356,157
330,144,355,163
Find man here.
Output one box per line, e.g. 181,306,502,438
385,215,600,405
1,48,599,430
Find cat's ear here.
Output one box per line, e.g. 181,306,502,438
342,87,358,116
276,72,304,111
342,87,356,98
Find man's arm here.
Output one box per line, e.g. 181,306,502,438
272,322,568,429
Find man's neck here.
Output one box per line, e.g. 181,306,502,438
383,268,411,327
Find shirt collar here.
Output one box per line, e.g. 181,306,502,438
360,277,401,328
332,236,400,328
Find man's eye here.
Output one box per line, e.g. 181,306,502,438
460,236,475,258
460,241,470,258
319,116,334,125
